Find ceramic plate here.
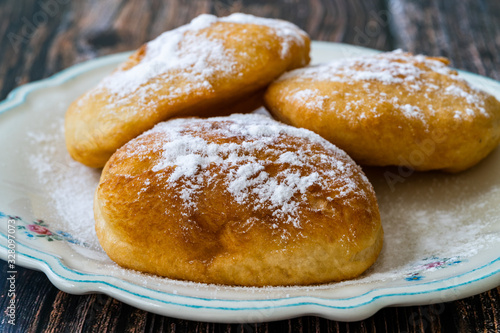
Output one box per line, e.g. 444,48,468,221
1,42,499,323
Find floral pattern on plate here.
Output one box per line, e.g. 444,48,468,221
1,212,90,247
405,256,464,281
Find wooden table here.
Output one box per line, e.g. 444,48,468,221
1,0,499,331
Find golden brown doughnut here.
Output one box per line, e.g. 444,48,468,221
94,114,383,286
264,50,500,172
65,13,310,168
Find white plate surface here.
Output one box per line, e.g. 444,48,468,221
1,42,499,323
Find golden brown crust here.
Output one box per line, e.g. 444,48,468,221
94,114,383,286
264,51,500,172
65,14,310,168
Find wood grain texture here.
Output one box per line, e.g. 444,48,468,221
0,0,499,332
389,0,500,80
1,262,500,332
0,0,392,100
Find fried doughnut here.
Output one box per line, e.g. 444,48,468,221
66,13,310,168
94,114,383,286
264,50,500,172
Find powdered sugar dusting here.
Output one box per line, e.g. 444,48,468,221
97,13,307,101
26,120,102,250
98,15,235,100
364,165,500,281
220,13,307,58
125,113,365,229
281,50,436,84
279,50,491,121
399,104,422,118
444,85,487,115
287,89,328,110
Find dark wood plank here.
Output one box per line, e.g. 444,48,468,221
0,0,393,101
389,0,500,80
1,262,500,332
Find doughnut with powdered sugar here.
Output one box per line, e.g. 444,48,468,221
264,50,500,172
94,114,383,286
65,13,310,168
